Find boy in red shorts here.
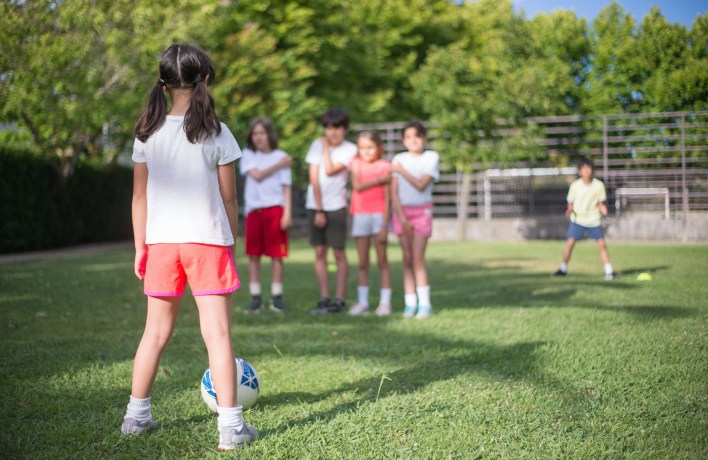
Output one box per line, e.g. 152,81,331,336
240,118,293,313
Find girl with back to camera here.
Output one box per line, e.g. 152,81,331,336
123,44,257,450
348,131,393,316
391,121,440,319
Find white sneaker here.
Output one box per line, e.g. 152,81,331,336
218,424,258,450
402,305,417,318
375,303,391,316
415,305,432,319
348,303,369,315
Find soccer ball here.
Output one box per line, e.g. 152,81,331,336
200,357,259,411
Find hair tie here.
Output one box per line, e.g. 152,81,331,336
193,75,203,85
157,79,166,87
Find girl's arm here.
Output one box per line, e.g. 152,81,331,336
132,163,149,280
281,185,292,230
218,162,239,254
565,203,574,220
249,155,293,182
391,176,412,238
321,138,347,177
352,166,391,191
393,163,433,192
377,181,391,241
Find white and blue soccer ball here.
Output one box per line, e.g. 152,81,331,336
200,357,259,411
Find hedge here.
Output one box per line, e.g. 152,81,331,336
0,148,133,254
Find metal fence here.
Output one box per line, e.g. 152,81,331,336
352,111,708,220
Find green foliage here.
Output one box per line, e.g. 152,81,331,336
0,147,132,253
1,0,705,177
0,241,706,457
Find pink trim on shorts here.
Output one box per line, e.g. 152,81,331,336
192,281,241,296
144,290,184,297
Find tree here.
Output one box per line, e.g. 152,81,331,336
0,0,219,177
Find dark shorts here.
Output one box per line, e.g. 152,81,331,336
566,222,604,240
308,208,348,249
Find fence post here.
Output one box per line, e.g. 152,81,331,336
457,170,471,240
484,173,492,221
602,115,609,184
681,113,688,221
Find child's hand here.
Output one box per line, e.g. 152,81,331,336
392,163,402,173
280,155,293,168
376,227,388,243
134,247,148,280
565,209,572,220
599,203,608,217
379,172,392,184
280,214,292,230
403,221,414,239
314,211,327,229
319,137,329,151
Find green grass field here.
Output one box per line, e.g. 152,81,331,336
1,240,706,459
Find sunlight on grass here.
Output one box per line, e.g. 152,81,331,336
0,241,706,458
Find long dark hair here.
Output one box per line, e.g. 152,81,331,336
246,118,279,151
135,44,221,143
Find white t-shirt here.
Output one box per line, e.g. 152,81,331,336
392,150,440,206
305,139,357,211
132,116,242,246
240,148,292,215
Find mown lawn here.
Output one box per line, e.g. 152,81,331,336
0,240,706,459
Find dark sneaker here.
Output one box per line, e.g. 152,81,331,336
310,298,331,315
328,299,345,313
553,269,567,277
269,295,288,313
217,424,259,450
244,296,262,314
605,272,618,280
121,417,158,435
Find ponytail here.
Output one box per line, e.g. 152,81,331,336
134,81,168,142
184,78,221,144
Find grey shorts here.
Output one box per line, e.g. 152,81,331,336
308,208,348,249
351,213,385,237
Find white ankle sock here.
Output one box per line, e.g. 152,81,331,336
560,262,568,273
380,288,392,305
125,396,152,422
357,285,369,307
217,405,244,431
416,285,431,308
271,282,283,296
249,283,261,296
404,293,417,308
604,263,613,275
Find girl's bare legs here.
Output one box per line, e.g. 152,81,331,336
399,233,415,295
375,236,391,289
196,294,236,408
355,236,371,287
272,257,284,284
412,236,429,287
248,256,261,287
131,296,181,398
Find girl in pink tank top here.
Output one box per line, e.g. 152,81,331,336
348,132,393,316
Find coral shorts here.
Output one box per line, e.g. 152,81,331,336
144,243,240,297
392,203,433,238
245,206,288,258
